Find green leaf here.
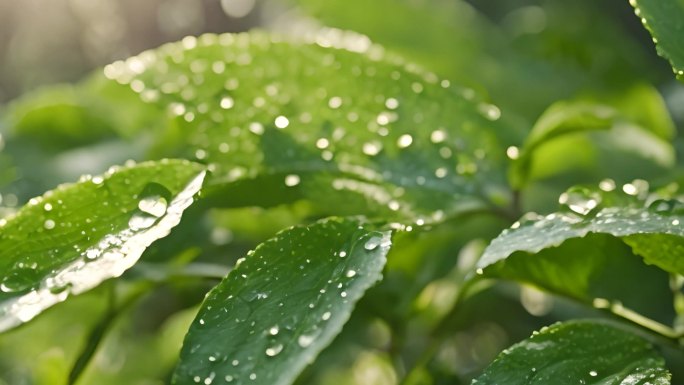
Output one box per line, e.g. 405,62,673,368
99,31,508,222
478,182,682,323
292,0,665,123
0,159,206,332
172,217,391,385
3,85,116,150
631,0,684,80
509,100,675,189
474,320,670,384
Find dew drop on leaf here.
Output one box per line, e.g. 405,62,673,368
265,344,283,357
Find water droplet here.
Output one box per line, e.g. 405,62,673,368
220,96,234,109
249,122,264,135
385,98,399,109
430,129,446,143
599,179,616,192
269,326,279,335
622,180,648,196
284,174,301,187
315,138,330,149
589,370,598,377
224,375,234,382
43,203,53,212
274,116,289,129
232,359,239,366
138,195,168,217
346,270,357,278
338,251,347,258
128,213,156,230
321,311,331,321
265,344,283,357
364,236,382,250
328,96,342,109
506,146,519,160
249,373,257,380
340,291,347,298
558,188,601,216
43,219,56,230
298,334,315,348
362,141,382,156
397,134,413,148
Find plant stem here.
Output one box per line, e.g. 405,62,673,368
399,277,486,384
67,282,152,385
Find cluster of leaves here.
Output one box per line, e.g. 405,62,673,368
0,0,684,384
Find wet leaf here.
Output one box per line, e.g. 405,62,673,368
0,159,206,332
477,181,683,322
291,0,665,123
474,320,670,384
99,31,508,223
631,0,684,80
172,217,391,385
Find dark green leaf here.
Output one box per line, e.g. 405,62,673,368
478,182,682,323
172,217,391,385
474,320,670,384
0,159,206,332
99,31,508,222
631,0,684,80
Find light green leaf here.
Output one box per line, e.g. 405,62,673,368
509,99,675,189
474,320,670,384
478,182,682,323
631,0,684,80
172,217,391,385
99,31,508,223
0,159,206,332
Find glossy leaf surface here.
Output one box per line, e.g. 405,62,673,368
0,159,206,332
478,182,682,322
474,320,670,384
99,31,508,222
631,0,684,80
172,217,391,385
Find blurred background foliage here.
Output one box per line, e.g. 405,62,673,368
1,0,683,384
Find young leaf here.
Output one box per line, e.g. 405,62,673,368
478,182,682,323
99,31,508,223
0,159,206,332
630,0,684,80
509,100,675,189
474,320,670,384
172,217,391,385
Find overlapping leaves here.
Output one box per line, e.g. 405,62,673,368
478,180,683,323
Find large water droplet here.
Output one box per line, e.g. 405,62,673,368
559,188,601,216
138,195,168,217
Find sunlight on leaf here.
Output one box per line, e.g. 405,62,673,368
0,159,206,332
172,217,391,385
97,31,508,224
